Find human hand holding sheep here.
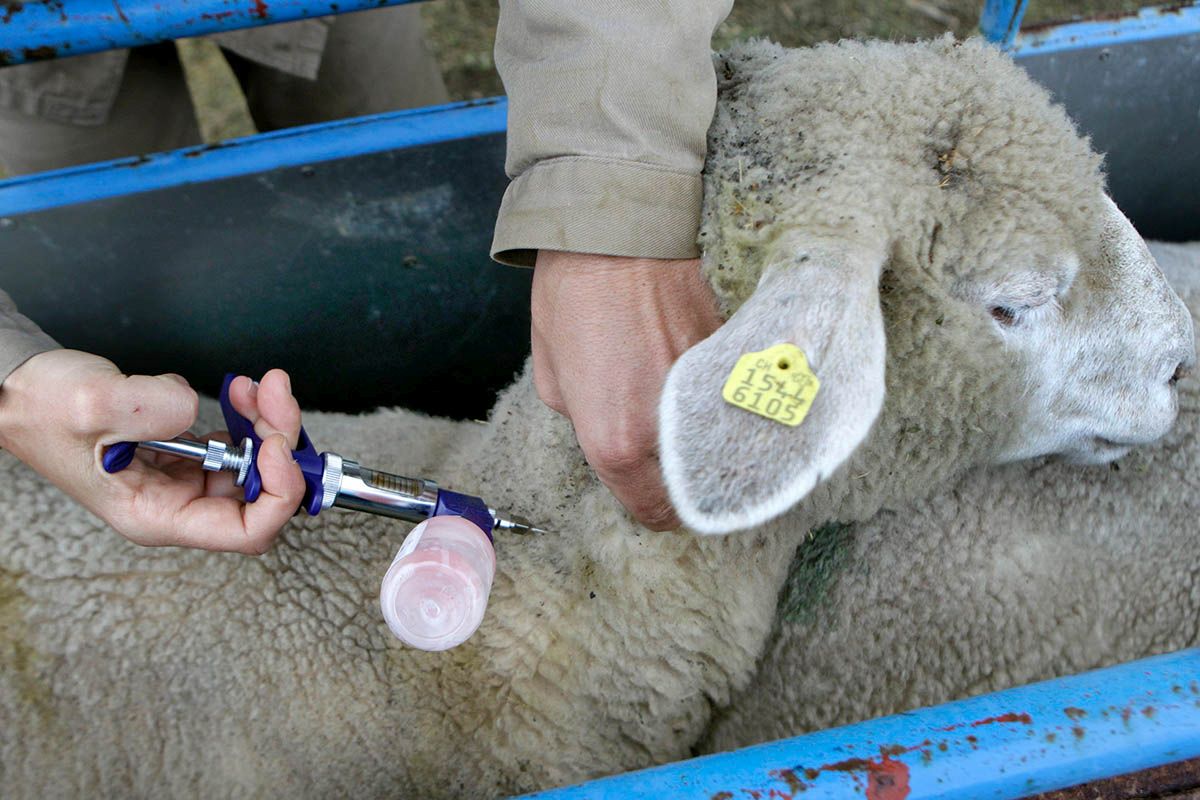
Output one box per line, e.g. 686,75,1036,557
530,250,723,531
0,354,305,553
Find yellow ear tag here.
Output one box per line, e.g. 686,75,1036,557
721,343,820,427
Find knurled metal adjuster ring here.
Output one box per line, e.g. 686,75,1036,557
321,452,343,510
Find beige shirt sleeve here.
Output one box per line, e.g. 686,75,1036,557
491,0,734,267
0,290,60,385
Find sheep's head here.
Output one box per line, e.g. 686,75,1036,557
660,37,1195,535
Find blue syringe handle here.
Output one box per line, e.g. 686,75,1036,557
100,375,521,533
101,441,138,473
215,374,327,516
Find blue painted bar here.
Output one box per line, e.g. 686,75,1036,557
1011,2,1200,55
518,649,1200,799
0,96,507,216
0,0,416,66
979,0,1030,46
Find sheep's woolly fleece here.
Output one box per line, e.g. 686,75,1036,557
659,36,1121,534
0,36,1182,800
704,241,1200,754
701,36,1105,315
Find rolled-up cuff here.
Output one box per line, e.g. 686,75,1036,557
0,330,59,386
491,156,703,268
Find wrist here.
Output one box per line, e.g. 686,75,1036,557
535,250,699,271
0,351,44,444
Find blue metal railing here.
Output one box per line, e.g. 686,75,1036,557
519,649,1200,799
0,96,506,216
981,0,1200,53
0,0,417,66
1011,2,1200,53
980,0,1031,46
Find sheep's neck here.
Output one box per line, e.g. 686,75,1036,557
432,366,1004,779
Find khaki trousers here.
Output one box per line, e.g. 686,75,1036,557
0,5,448,176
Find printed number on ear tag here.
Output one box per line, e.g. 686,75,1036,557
721,343,820,427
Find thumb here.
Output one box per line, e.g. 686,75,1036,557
100,374,200,444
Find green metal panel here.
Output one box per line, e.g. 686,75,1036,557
0,133,531,417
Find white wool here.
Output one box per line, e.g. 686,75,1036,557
704,242,1200,753
1,37,1194,799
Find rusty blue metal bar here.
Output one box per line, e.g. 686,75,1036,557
517,648,1200,799
0,96,506,216
980,0,1031,46
1011,2,1200,54
0,0,417,66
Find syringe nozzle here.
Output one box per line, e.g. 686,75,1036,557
494,515,547,535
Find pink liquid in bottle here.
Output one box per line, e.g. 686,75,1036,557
379,515,496,651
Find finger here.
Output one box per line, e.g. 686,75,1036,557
255,370,302,448
167,435,305,554
228,371,302,449
578,423,681,531
98,373,199,443
593,453,681,532
531,341,567,417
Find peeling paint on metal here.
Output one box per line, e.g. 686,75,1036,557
516,653,1200,799
936,711,1033,732
1010,2,1200,55
770,767,805,794
866,756,910,800
20,45,56,61
1,1,23,24
0,0,417,64
972,712,1033,727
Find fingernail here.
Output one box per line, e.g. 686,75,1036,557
247,379,259,398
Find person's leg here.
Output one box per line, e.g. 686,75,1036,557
0,44,200,176
229,5,449,131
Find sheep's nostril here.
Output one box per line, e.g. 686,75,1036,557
1170,362,1189,386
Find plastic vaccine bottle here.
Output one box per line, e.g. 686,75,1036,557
379,515,496,651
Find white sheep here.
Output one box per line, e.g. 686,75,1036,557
702,241,1200,758
0,38,1193,798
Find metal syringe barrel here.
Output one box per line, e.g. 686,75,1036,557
331,458,441,524
108,438,511,535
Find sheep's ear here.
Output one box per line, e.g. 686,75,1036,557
659,241,887,535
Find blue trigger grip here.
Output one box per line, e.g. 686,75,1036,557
220,374,263,503
102,441,138,473
220,374,328,516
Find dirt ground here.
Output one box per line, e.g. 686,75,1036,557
419,0,1142,101
175,0,1143,143
0,0,1144,174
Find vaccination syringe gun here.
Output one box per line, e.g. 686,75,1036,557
102,374,543,651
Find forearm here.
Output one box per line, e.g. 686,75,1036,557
492,0,734,266
0,290,59,385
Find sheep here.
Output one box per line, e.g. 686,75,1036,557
0,37,1193,799
701,240,1200,757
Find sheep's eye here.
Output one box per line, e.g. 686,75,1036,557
990,305,1017,326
